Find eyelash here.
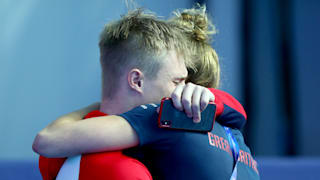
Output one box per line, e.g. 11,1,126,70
173,80,184,85
173,81,180,85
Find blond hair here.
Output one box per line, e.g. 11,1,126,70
168,5,220,88
99,9,191,98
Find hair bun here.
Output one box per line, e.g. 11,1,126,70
172,5,216,42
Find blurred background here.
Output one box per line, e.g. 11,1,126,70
0,0,319,179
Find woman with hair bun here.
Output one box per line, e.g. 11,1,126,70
168,5,220,89
35,5,259,180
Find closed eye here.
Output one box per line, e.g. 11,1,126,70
173,78,185,85
173,81,181,85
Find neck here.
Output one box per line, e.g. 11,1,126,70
100,97,131,115
100,83,131,114
100,89,143,115
100,83,144,115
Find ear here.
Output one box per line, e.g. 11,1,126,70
127,68,144,94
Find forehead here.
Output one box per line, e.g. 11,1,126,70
160,50,188,77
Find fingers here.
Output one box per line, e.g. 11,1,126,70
171,82,215,124
180,83,203,123
171,84,184,111
191,86,202,123
200,89,215,112
181,83,196,118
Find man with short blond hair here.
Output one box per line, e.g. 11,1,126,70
99,9,193,99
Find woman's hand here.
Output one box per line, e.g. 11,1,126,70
171,82,215,123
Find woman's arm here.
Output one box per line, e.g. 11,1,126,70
32,83,215,158
32,103,139,158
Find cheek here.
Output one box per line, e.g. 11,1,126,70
165,83,176,96
155,83,173,99
151,80,176,98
